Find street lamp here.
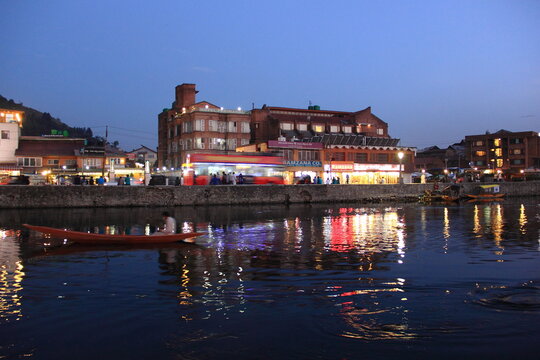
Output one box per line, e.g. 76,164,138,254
398,151,404,184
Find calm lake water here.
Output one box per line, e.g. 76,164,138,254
1,198,540,359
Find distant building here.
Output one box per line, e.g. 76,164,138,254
415,142,466,172
465,130,540,175
158,84,251,168
127,145,157,166
0,109,24,175
15,136,135,182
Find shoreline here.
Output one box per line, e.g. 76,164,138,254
1,181,539,209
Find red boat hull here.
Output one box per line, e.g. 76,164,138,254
24,224,204,245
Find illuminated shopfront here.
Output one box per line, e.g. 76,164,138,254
324,162,402,184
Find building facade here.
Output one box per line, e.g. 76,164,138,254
158,84,415,183
415,143,466,172
0,109,24,175
465,130,540,176
251,105,390,143
15,136,134,182
127,145,157,166
158,84,251,169
248,105,414,184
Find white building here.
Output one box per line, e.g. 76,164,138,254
0,109,23,165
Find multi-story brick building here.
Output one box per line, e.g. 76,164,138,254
243,106,414,184
251,105,389,142
158,84,251,168
465,130,540,176
158,84,415,183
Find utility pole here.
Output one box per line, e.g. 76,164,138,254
101,125,108,177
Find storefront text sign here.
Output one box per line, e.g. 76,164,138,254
330,162,354,171
286,160,322,167
268,140,323,149
353,163,400,171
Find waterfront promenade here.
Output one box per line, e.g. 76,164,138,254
0,181,539,208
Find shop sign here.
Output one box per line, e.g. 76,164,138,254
353,163,400,171
268,140,323,149
286,160,322,167
330,162,354,171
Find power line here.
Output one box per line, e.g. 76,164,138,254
89,125,157,136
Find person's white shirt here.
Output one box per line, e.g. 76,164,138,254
163,216,177,234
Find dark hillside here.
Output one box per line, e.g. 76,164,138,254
0,95,93,138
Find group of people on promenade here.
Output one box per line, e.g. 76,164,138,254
208,172,244,185
297,175,349,184
55,174,135,186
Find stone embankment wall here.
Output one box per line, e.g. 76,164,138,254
0,181,538,209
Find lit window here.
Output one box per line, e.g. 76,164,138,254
377,128,384,135
194,119,205,131
330,125,339,133
241,122,250,133
227,138,237,150
194,138,205,149
313,125,324,132
475,151,486,156
494,139,501,146
343,126,352,133
495,148,502,157
297,124,307,131
280,123,293,130
496,159,503,167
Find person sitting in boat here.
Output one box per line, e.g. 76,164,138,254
153,211,177,235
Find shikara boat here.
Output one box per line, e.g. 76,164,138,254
23,224,204,245
441,195,460,202
464,184,505,201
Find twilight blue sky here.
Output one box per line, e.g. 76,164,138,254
1,0,539,151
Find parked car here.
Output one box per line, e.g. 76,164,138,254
148,175,179,186
2,175,30,185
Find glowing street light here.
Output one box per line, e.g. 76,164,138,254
398,151,404,184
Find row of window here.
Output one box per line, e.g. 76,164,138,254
279,122,384,135
16,157,107,167
474,159,524,166
168,138,250,152
475,148,523,157
473,138,524,147
169,120,250,138
280,151,407,163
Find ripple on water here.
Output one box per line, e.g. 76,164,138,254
470,281,540,312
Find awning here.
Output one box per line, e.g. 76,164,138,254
0,164,22,171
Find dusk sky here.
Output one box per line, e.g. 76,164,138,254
2,0,539,151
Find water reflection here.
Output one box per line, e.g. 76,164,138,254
519,204,527,235
0,230,24,322
0,200,539,358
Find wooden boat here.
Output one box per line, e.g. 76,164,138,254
465,193,505,200
23,224,204,245
464,185,505,200
441,195,460,202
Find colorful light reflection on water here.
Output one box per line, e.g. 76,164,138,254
0,199,539,359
